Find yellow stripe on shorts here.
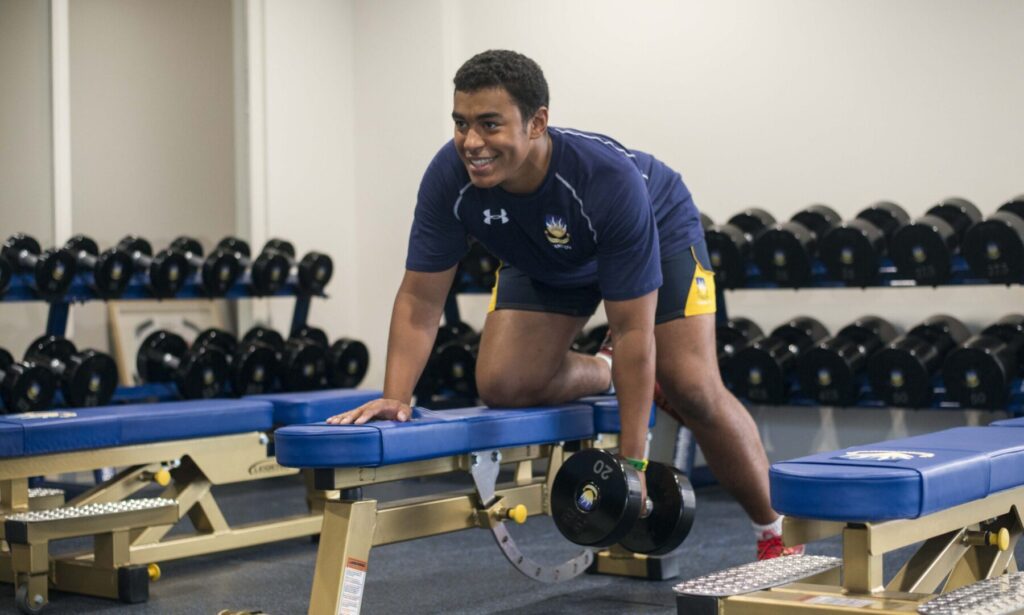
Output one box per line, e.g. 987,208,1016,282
684,246,717,317
487,263,504,313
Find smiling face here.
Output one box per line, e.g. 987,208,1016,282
452,87,549,193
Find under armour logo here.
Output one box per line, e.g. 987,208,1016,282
483,209,509,225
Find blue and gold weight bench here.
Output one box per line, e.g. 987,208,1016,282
675,418,1024,614
0,389,380,613
274,399,662,615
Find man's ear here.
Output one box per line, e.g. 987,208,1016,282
529,106,549,139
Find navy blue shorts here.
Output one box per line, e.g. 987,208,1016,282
488,240,716,324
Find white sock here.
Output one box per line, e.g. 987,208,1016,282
596,352,614,395
752,516,784,539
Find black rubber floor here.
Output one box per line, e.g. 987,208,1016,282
2,474,1021,614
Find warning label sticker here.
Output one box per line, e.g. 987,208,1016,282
338,557,368,615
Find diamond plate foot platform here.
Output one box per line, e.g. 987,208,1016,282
918,572,1024,615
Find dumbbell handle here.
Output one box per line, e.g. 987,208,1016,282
70,249,99,270
11,247,41,269
143,347,182,371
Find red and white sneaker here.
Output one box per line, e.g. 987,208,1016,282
757,531,806,560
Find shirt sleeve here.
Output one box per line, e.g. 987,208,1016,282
405,145,470,272
593,167,663,301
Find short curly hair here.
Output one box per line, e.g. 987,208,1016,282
453,50,549,123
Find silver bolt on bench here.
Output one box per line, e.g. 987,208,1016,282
918,572,1024,615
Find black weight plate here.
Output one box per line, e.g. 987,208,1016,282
251,252,290,295
217,236,250,258
890,219,955,285
0,254,11,296
117,235,152,257
195,328,238,356
730,344,790,405
619,462,696,555
943,341,1013,410
0,348,13,372
705,224,748,289
93,249,133,298
283,341,328,391
137,330,188,383
752,223,815,287
149,250,188,298
243,327,285,351
177,346,228,399
65,351,118,407
25,335,76,365
201,250,241,296
551,449,643,548
3,233,41,264
819,222,883,286
798,346,859,407
65,234,99,257
293,326,329,348
298,252,333,294
171,236,204,258
34,248,76,300
1,363,56,413
962,213,1024,283
263,238,296,258
869,342,935,408
328,339,369,388
233,342,280,395
435,322,476,347
436,343,477,397
727,208,775,237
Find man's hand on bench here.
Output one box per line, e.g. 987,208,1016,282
326,398,412,425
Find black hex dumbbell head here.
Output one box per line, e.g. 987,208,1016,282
891,197,983,285
943,315,1024,410
798,316,898,406
328,338,369,388
730,316,829,404
962,196,1024,283
3,233,77,300
753,205,840,287
869,315,969,408
820,202,910,286
705,208,775,289
65,234,134,299
0,347,57,413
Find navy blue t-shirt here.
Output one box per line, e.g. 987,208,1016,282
406,127,703,301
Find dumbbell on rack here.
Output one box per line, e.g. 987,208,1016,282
193,328,281,396
117,235,189,299
730,316,830,404
24,336,118,407
752,205,841,287
797,316,897,406
716,317,764,386
869,315,970,408
262,239,334,295
458,239,500,290
436,330,482,398
819,201,910,286
962,196,1024,283
551,448,695,555
288,326,370,389
414,322,477,401
705,208,775,289
0,347,57,413
170,237,243,297
0,253,11,297
64,235,134,299
2,233,78,300
217,238,291,296
243,326,327,391
942,314,1024,410
890,197,983,285
136,330,228,399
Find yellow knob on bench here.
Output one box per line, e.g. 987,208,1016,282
507,504,527,524
148,563,161,581
154,469,171,487
993,527,1010,551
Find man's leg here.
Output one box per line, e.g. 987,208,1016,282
654,313,777,525
475,309,610,407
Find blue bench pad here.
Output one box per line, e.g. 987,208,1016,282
246,389,382,424
771,426,1024,522
275,404,597,468
0,399,273,458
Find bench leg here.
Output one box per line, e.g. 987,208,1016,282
308,499,377,615
11,542,49,613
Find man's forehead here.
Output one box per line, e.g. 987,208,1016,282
452,87,518,117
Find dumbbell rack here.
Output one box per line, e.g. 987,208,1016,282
1,267,319,407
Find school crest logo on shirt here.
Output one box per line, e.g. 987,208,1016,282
544,216,572,249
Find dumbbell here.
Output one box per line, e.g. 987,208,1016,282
797,316,897,406
242,326,327,391
216,238,291,296
551,449,695,555
2,233,78,300
730,317,830,404
136,330,228,399
24,336,118,408
459,239,500,290
64,235,134,299
705,208,775,289
752,205,841,287
942,315,1024,410
890,197,983,285
435,331,482,398
288,325,370,389
962,196,1024,283
820,201,910,286
262,239,334,295
716,317,764,386
117,235,189,299
0,347,57,413
194,328,281,396
0,253,11,297
571,324,610,355
869,315,970,408
414,321,477,400
170,237,243,297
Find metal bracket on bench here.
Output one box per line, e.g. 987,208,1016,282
469,449,593,583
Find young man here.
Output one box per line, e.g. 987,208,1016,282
328,50,800,559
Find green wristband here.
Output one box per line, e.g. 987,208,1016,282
625,457,648,472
